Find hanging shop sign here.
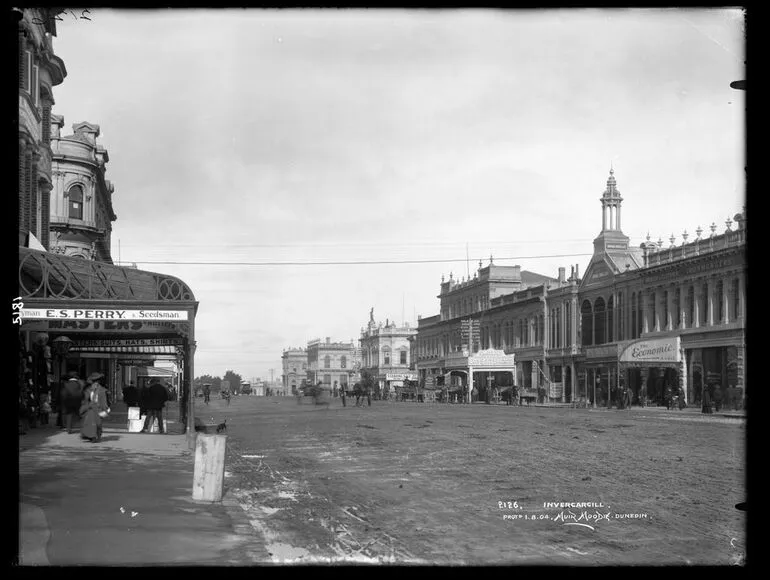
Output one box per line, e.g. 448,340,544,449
549,382,564,399
20,308,189,321
619,337,681,364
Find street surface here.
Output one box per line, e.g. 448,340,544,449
200,395,746,565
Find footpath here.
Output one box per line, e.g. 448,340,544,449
17,402,270,566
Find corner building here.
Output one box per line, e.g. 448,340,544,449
414,169,746,408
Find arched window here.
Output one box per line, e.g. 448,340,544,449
594,297,606,345
650,292,657,331
631,293,637,338
607,296,614,343
581,300,593,346
674,288,681,327
662,291,669,329
687,286,695,327
324,355,331,369
732,278,740,320
68,184,84,220
340,355,347,369
383,347,391,366
565,301,571,345
399,349,407,365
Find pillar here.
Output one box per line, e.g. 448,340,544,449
642,289,650,334
468,366,474,403
679,284,687,329
561,364,566,402
722,276,730,324
570,361,576,403
707,278,715,326
693,282,701,329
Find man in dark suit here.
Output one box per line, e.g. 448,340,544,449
141,378,169,434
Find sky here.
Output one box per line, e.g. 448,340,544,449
49,8,745,381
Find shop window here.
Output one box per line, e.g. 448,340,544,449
68,184,84,220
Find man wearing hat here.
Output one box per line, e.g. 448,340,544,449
60,371,84,434
142,377,169,434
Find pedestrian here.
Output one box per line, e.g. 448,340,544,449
624,386,632,410
40,392,52,426
203,383,211,404
367,386,372,407
80,372,110,443
701,385,713,414
471,386,478,403
713,385,723,413
19,390,29,435
340,385,347,407
60,371,84,434
677,386,687,410
142,377,169,434
639,384,647,408
122,381,139,408
665,385,674,410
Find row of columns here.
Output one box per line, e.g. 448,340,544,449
640,274,744,334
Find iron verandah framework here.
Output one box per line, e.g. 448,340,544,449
18,247,199,435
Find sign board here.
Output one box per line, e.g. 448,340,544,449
72,338,184,348
385,373,417,381
116,359,155,366
19,318,190,335
20,308,189,321
467,349,516,368
549,382,564,399
619,337,681,364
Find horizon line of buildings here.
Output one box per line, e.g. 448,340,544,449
283,169,746,408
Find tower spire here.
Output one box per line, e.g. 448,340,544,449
600,166,623,232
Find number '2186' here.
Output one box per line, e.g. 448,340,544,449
12,297,23,325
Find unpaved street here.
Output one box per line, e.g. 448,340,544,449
201,396,746,565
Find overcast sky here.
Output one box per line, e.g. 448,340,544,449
50,8,745,381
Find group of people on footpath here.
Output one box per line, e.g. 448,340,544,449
30,371,113,443
122,377,170,433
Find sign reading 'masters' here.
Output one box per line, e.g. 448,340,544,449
619,337,681,364
20,308,189,321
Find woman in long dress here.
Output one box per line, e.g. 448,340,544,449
80,372,110,442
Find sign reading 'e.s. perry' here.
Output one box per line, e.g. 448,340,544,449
20,308,189,321
619,337,681,363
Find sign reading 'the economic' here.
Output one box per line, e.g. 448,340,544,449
619,337,681,364
20,308,189,321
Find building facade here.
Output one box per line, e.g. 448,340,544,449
359,309,417,397
49,119,117,262
414,169,747,408
18,8,67,250
282,348,308,395
306,337,357,393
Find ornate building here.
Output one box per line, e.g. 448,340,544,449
49,119,116,262
18,8,67,250
414,169,747,408
282,347,308,395
359,309,417,397
306,337,358,393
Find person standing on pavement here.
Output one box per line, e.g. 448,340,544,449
80,372,110,443
61,371,84,434
712,385,723,413
142,377,169,433
122,381,139,408
340,385,347,407
701,384,713,414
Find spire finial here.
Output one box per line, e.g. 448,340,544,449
489,254,494,265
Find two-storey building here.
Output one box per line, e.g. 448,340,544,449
359,309,417,398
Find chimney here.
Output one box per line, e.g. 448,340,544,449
574,264,580,279
558,267,565,283
325,337,330,345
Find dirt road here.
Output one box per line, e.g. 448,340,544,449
202,396,746,565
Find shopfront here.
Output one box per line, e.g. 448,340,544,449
17,248,198,435
618,336,684,407
444,348,516,403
